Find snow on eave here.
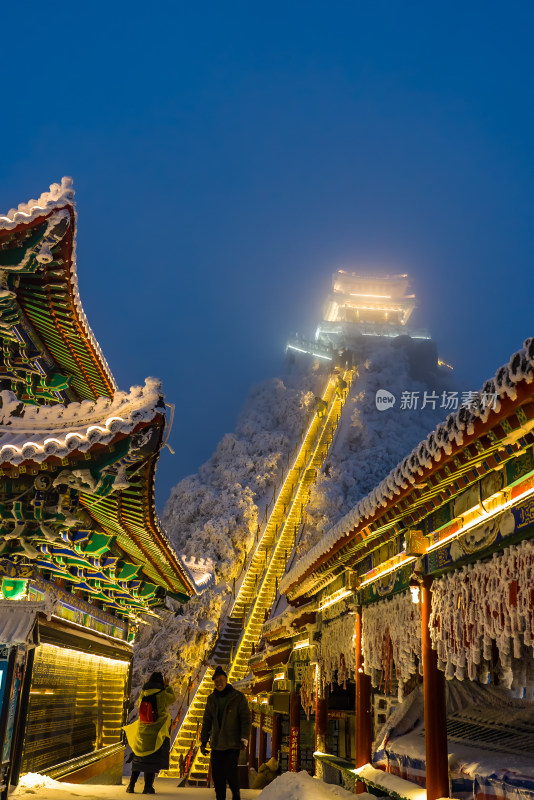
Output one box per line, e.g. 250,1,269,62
0,178,117,395
0,178,75,228
262,599,316,639
180,556,215,594
0,377,163,465
280,338,534,599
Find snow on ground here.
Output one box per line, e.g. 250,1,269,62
12,772,366,800
12,775,259,800
255,771,368,799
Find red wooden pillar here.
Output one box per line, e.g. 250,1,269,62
289,691,300,772
355,605,372,768
421,576,449,800
258,712,267,766
315,694,328,753
315,689,328,778
249,723,257,771
271,712,281,761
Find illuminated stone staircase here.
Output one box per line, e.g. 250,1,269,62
163,370,353,784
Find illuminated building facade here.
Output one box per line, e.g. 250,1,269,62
287,271,436,379
0,180,197,794
250,340,534,800
315,270,428,346
322,272,416,327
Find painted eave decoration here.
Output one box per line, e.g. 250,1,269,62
0,180,198,616
281,339,534,602
0,177,115,402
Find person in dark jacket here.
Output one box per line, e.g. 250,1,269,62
123,672,176,794
200,666,251,800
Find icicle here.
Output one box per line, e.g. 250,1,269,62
430,540,534,689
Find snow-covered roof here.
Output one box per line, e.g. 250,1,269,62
262,600,316,639
0,178,75,229
180,556,215,593
0,177,116,399
280,338,534,599
0,600,49,645
0,378,163,465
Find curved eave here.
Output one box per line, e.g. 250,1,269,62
0,419,196,602
284,368,534,603
79,421,196,600
0,179,116,400
0,377,164,464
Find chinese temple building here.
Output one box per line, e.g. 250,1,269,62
287,271,436,380
248,339,534,800
0,179,197,794
316,271,428,343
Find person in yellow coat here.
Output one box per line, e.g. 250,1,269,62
123,672,176,794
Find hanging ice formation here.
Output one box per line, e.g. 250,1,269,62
430,539,534,698
362,590,422,699
318,609,356,691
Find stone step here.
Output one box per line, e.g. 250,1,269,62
166,377,351,783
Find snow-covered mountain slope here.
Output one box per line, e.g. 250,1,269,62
131,344,452,709
130,368,323,708
162,369,323,579
299,345,453,555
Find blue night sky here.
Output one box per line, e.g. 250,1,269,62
2,2,534,508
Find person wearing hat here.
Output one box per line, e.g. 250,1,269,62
200,665,251,800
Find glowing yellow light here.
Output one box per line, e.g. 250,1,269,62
358,555,416,588
410,585,420,604
318,588,352,612
426,483,534,554
293,639,310,650
348,292,392,299
50,615,131,647
274,672,285,681
229,371,351,620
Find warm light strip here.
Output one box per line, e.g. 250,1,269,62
50,615,131,648
358,555,416,588
274,672,285,681
287,344,332,361
340,303,402,313
426,483,534,554
225,368,352,691
318,588,352,611
348,292,392,299
293,639,310,650
229,374,338,616
40,639,129,666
